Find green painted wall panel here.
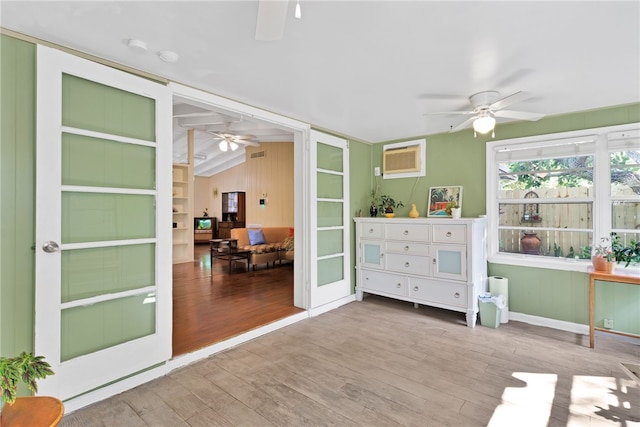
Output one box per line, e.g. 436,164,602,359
594,280,640,334
488,264,590,324
0,35,36,357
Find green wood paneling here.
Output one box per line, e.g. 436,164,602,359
0,35,36,357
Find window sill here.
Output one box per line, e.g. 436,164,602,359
488,253,591,273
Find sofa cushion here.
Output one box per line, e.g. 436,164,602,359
248,228,266,245
239,243,280,254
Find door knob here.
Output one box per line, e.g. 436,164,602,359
42,241,60,253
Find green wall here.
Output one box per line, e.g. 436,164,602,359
0,35,37,357
366,103,640,327
1,31,638,360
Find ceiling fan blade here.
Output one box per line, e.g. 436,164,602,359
255,0,288,41
449,116,477,133
494,110,545,121
424,111,475,116
231,134,258,140
237,140,261,147
490,91,531,111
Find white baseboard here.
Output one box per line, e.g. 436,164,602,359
509,311,589,335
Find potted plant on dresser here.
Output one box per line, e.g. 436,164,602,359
378,195,403,218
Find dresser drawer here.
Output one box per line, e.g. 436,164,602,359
386,253,431,276
360,270,407,297
386,223,430,241
409,278,467,308
386,241,430,255
360,222,384,239
432,224,466,244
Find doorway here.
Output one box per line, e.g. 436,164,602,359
170,82,310,355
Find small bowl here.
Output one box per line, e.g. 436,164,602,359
384,213,396,218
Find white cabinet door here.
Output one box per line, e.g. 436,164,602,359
432,245,467,281
360,241,385,269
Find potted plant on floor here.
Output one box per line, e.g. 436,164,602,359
1,352,54,409
378,195,403,218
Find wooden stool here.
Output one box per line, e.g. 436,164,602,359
1,396,64,427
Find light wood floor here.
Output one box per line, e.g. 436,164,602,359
172,244,303,356
61,293,639,426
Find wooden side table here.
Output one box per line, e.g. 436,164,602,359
1,396,64,426
589,269,640,348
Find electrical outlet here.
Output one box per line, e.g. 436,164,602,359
374,167,381,176
604,318,614,329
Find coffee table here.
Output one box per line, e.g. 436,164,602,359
210,246,251,274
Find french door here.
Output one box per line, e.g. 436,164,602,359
309,130,352,308
34,46,172,400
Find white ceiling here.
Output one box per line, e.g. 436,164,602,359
2,1,639,175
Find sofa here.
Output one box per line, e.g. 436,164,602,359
230,227,293,270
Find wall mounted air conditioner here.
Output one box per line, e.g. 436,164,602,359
382,139,426,179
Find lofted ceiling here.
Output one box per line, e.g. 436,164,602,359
2,1,639,176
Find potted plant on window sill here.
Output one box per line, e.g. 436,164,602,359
610,232,640,269
378,195,403,218
592,236,615,273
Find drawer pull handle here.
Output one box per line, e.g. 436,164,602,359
396,283,402,289
404,262,410,267
432,258,436,264
413,286,419,291
403,230,409,235
404,246,409,251
369,228,374,233
446,232,452,237
454,292,460,298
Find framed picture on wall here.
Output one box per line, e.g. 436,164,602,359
428,186,462,217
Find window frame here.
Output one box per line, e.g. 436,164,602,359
486,122,640,272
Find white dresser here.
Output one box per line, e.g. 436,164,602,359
354,217,488,327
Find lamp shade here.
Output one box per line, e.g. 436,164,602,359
473,116,496,134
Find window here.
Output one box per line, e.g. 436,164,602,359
486,123,640,271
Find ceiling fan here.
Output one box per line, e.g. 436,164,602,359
205,130,260,152
426,91,545,137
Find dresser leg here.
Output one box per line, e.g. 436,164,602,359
466,310,477,328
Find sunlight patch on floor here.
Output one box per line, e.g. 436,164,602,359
488,372,557,427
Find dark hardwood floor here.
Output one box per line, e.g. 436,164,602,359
172,244,303,356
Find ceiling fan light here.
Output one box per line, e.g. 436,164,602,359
219,140,228,152
295,0,301,19
229,141,239,151
473,116,496,134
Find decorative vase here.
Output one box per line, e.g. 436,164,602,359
369,205,378,217
409,204,419,218
520,232,541,255
450,207,461,219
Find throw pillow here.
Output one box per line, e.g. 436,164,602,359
248,228,266,245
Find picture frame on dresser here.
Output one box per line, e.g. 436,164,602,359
428,186,462,217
